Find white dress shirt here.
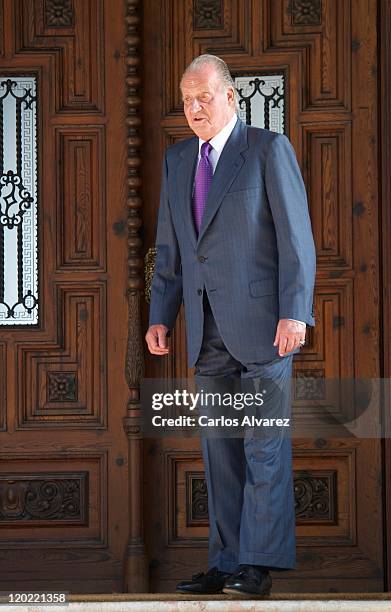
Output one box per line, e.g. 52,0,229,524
197,113,238,173
196,114,305,328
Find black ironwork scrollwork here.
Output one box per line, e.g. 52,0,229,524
236,78,284,129
0,78,38,322
0,171,33,229
0,79,36,110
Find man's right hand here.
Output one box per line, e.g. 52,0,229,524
145,324,170,355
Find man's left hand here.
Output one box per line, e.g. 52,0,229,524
273,319,306,357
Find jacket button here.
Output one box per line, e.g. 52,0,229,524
198,255,207,263
197,289,203,296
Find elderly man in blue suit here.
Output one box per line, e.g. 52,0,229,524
145,54,316,596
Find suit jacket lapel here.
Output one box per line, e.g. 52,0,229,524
197,119,248,245
177,137,198,248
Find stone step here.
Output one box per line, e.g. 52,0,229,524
1,594,391,612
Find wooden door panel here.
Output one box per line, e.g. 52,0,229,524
0,455,104,541
305,125,353,271
14,0,104,113
143,0,382,593
56,127,106,270
266,0,350,111
0,0,132,593
15,283,107,428
0,343,6,430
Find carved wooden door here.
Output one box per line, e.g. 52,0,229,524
142,0,384,593
0,0,143,593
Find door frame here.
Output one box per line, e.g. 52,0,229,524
123,0,149,593
131,0,391,592
380,0,391,592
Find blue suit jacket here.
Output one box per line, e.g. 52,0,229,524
149,118,316,367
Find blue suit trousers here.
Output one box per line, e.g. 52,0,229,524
195,292,296,573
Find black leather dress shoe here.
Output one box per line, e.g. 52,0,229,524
223,564,272,596
176,566,232,594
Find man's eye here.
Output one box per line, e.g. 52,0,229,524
201,95,211,102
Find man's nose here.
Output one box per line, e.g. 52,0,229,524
190,97,202,112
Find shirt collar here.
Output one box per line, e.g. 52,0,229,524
198,114,238,155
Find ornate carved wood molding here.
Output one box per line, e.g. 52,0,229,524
193,0,223,30
0,475,86,523
186,471,336,525
44,0,75,27
123,0,148,593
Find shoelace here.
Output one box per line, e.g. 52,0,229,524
191,567,221,580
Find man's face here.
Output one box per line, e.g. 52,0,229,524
180,66,235,140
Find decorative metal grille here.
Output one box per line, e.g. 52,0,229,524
0,76,38,325
234,74,285,133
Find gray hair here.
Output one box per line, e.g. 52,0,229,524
181,54,239,112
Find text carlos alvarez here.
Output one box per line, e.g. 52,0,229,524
151,414,291,427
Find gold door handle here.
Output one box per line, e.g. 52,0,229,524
144,247,156,303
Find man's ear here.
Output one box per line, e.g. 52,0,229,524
227,86,235,105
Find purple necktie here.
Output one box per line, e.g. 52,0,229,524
193,141,213,234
